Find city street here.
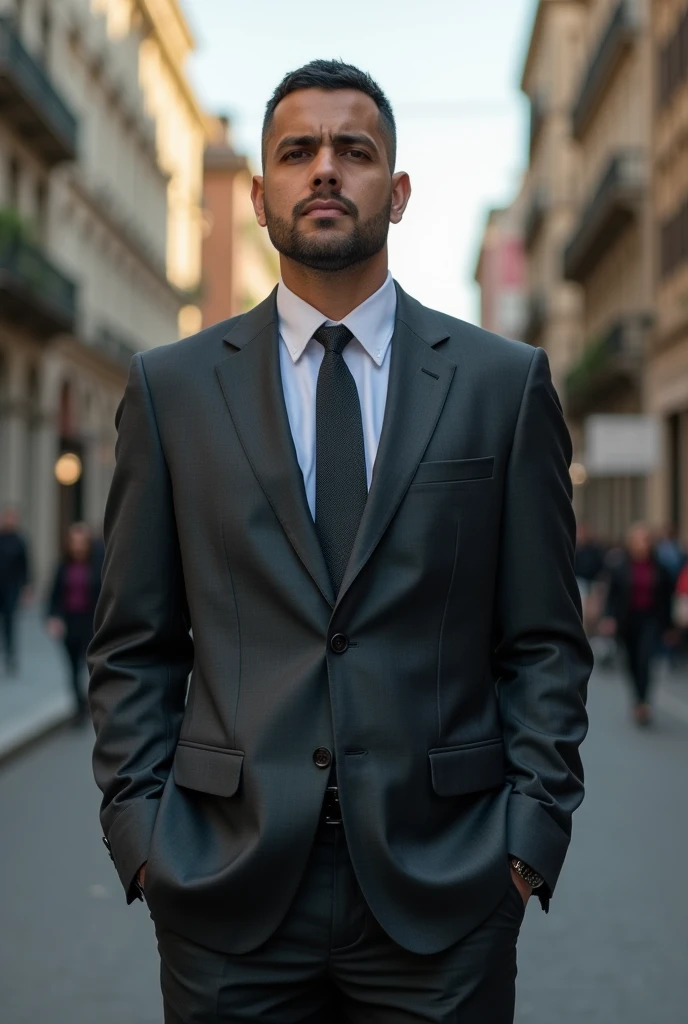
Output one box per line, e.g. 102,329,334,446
1,663,687,1024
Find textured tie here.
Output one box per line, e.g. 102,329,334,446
313,324,368,594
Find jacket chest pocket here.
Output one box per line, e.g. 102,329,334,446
410,457,494,487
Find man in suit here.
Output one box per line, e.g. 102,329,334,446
89,59,592,1023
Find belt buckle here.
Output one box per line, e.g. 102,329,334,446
323,784,342,825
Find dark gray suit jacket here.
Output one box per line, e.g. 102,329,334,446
88,283,592,956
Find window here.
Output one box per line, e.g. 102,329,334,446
659,10,688,110
660,195,688,280
40,5,52,65
8,157,20,209
36,181,48,242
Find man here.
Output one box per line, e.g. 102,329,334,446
0,506,29,676
89,60,592,1023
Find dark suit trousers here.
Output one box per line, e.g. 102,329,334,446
0,586,20,667
155,824,524,1023
620,612,659,705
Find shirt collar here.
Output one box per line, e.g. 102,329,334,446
276,271,397,366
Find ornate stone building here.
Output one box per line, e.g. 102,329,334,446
0,0,205,587
646,0,688,535
201,116,279,328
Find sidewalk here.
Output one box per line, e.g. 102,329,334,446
0,607,75,761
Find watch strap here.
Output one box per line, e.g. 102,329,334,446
510,857,545,890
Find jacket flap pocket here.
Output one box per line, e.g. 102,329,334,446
428,738,504,797
412,457,494,485
173,741,244,798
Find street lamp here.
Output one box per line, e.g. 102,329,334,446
54,452,82,486
570,462,588,487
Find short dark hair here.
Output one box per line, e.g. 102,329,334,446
262,59,396,170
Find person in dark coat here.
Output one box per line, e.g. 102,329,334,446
574,521,606,634
600,522,674,726
0,506,30,675
47,522,101,719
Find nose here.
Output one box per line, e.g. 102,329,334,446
309,146,341,193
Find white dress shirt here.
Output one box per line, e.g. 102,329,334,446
276,272,397,519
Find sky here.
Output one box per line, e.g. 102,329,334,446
184,0,538,322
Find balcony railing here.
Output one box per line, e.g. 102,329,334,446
0,230,77,337
524,188,549,251
572,0,641,139
563,150,646,283
0,17,78,165
92,323,140,370
565,313,651,418
522,292,548,346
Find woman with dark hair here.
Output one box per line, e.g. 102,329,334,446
46,522,101,720
599,522,675,726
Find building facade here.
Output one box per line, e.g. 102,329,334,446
561,0,655,540
519,0,586,401
646,0,688,536
201,115,279,328
473,199,527,343
0,0,204,587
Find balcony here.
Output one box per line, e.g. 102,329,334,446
0,229,77,338
565,313,651,418
522,292,548,347
0,17,78,165
572,0,641,139
92,323,140,370
563,150,646,283
524,188,549,251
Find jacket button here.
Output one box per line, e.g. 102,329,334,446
313,747,332,769
330,633,348,654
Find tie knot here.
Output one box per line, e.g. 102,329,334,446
313,324,354,355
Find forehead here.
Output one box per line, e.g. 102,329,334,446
270,88,382,141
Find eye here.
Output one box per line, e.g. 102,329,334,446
284,150,309,162
345,149,369,160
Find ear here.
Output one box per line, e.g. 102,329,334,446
389,171,411,225
252,175,267,227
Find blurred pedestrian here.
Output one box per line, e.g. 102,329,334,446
0,506,30,676
47,522,100,721
599,523,674,726
574,520,605,634
655,523,686,583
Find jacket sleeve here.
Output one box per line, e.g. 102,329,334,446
87,354,194,902
493,347,592,904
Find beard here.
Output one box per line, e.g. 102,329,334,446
264,192,391,272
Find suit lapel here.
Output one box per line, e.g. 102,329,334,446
215,290,336,607
336,286,456,605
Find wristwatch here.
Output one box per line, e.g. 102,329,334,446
510,857,544,890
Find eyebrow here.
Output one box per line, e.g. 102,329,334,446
274,132,379,156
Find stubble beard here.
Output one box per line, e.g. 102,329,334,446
264,197,392,273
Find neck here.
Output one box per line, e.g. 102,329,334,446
279,248,389,321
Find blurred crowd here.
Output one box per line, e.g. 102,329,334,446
576,520,688,726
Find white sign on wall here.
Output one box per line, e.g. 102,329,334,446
584,415,662,477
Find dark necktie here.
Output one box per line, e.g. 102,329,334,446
313,324,368,594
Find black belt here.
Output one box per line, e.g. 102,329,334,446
320,784,342,825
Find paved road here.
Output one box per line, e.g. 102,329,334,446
1,665,687,1024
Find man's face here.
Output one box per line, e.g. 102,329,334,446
253,88,409,272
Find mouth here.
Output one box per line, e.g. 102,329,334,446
302,200,350,219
